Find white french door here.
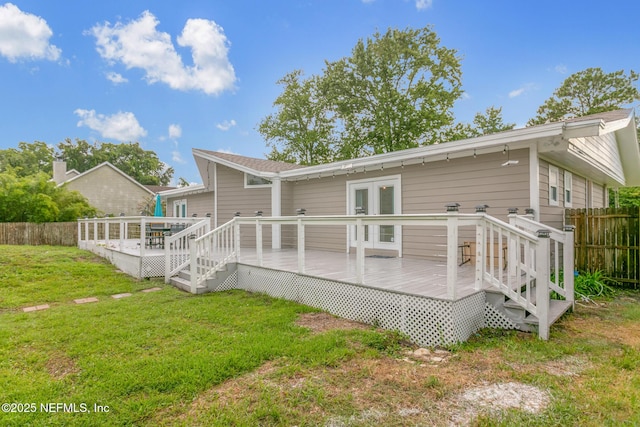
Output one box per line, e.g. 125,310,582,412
348,176,401,252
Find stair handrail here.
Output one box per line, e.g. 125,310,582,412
164,219,211,282
188,218,238,292
510,214,575,306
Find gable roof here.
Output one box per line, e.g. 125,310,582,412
193,150,306,175
192,109,639,186
59,162,155,195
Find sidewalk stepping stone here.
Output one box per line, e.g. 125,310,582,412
74,297,99,304
111,293,132,299
141,287,162,293
23,304,50,313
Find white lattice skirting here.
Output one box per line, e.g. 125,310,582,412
211,264,503,347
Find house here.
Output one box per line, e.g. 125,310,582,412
164,109,640,256
54,161,170,217
79,109,638,345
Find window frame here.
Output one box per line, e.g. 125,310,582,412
564,171,573,207
549,165,559,206
244,173,272,189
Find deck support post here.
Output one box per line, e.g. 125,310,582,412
356,217,365,284
446,204,460,300
256,218,263,267
536,229,551,340
297,217,305,274
563,225,576,310
189,234,198,294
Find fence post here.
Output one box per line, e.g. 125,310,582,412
563,225,576,309
446,203,460,300
536,229,551,340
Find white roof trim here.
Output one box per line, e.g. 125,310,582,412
192,149,280,178
157,184,207,198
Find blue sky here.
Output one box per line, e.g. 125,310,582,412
1,1,639,184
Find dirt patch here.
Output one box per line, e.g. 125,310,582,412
294,312,370,333
46,352,79,380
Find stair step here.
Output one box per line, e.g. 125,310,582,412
170,276,207,294
523,299,573,325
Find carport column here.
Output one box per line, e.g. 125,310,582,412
271,177,281,249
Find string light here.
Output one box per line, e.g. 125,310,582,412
401,161,404,169
446,153,450,162
473,149,477,158
381,163,384,171
421,157,425,166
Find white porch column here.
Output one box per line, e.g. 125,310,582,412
271,177,281,249
529,144,540,221
446,204,460,300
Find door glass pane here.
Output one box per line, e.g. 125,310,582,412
355,188,369,241
379,185,394,242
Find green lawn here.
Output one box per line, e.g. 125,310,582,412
1,245,639,426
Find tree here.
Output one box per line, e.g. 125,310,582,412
528,68,639,125
0,141,55,177
0,171,96,223
444,106,515,141
260,26,463,163
259,70,337,165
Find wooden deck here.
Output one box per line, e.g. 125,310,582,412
237,248,483,301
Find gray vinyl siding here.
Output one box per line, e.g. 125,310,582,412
571,174,587,209
64,165,151,216
216,164,272,247
592,182,605,207
402,149,530,259
569,133,624,184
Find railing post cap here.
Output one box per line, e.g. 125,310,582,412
445,203,460,212
475,204,489,213
234,211,241,217
563,225,576,232
189,234,196,239
355,207,366,215
507,207,519,215
525,208,535,215
254,210,263,217
536,229,551,238
296,208,306,216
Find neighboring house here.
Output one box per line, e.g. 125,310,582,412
54,161,167,217
164,109,640,258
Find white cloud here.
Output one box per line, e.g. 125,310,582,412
106,71,128,84
74,109,147,141
508,83,535,98
172,150,186,164
415,0,433,10
555,64,568,74
168,124,182,139
89,11,236,95
216,148,237,154
216,119,237,131
0,3,61,62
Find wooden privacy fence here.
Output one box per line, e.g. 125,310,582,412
0,222,78,246
565,207,639,287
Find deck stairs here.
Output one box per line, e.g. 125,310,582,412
169,262,236,294
485,278,573,332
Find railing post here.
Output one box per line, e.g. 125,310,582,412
297,210,305,274
119,218,124,251
563,225,576,309
474,205,488,290
446,203,460,299
77,221,81,246
84,219,89,246
356,216,365,284
93,218,98,246
233,215,241,262
507,208,519,276
189,234,198,293
140,217,146,257
105,221,110,247
255,211,263,267
536,229,551,340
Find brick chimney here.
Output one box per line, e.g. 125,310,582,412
53,160,67,184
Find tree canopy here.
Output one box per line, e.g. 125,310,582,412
259,26,464,164
0,139,174,186
443,106,516,141
528,68,639,126
0,171,97,223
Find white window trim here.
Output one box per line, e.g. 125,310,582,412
173,199,187,218
564,171,573,208
549,165,559,206
244,172,272,189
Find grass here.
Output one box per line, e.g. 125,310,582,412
1,245,639,426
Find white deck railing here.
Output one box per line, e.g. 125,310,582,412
164,220,212,281
77,216,207,255
180,211,574,339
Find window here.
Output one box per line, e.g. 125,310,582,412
173,199,187,217
245,173,272,188
564,171,573,207
549,165,559,206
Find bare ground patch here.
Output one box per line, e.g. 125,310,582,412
294,312,370,333
45,352,79,380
